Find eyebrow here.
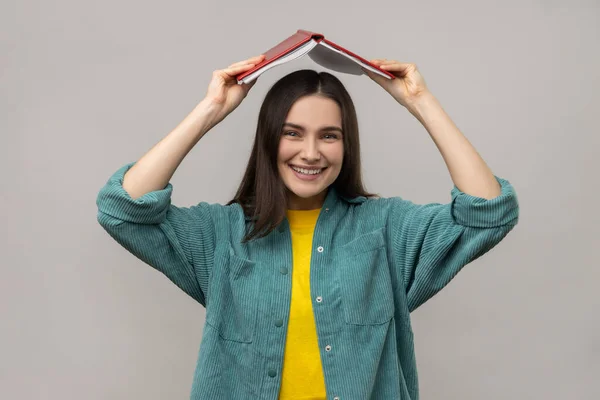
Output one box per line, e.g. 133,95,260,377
282,122,343,134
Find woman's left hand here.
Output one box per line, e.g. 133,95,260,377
363,59,430,109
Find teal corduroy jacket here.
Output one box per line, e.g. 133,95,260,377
96,162,519,400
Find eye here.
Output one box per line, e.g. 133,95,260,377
323,133,340,140
283,130,299,137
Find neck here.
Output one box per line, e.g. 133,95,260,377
286,189,327,210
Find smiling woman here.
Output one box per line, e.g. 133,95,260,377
227,69,376,240
96,55,519,400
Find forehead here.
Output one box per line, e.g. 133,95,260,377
285,95,342,127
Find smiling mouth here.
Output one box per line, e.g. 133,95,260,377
289,164,327,175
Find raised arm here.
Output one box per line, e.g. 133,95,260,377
365,59,519,311
365,59,501,199
123,54,266,199
96,55,264,305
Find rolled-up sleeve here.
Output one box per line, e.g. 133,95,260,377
96,162,174,225
450,177,519,228
96,162,216,306
388,176,519,312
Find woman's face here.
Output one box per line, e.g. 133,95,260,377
277,95,344,210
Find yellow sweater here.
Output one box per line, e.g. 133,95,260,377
278,208,326,400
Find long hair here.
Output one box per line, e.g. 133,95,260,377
227,69,376,242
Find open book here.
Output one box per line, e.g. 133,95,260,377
236,29,396,84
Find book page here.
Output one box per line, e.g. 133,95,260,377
309,41,389,78
239,39,319,84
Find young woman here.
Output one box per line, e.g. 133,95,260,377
97,54,519,400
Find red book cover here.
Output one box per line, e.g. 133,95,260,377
236,29,395,84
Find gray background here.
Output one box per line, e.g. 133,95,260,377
2,0,598,399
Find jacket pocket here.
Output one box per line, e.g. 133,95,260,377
206,246,260,343
335,228,395,325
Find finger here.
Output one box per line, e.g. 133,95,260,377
361,67,387,84
228,55,265,69
249,54,266,62
241,77,258,93
228,60,255,69
361,68,375,79
372,59,407,67
379,61,412,67
222,63,257,77
370,58,395,64
379,62,414,75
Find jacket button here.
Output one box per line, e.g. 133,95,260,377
279,267,288,275
333,397,340,400
275,319,284,327
317,246,324,253
316,296,323,303
268,369,277,378
325,345,332,352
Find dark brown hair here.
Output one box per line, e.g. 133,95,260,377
227,69,376,242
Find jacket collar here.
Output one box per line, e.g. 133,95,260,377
325,185,367,205
243,186,366,221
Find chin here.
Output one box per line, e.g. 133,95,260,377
287,186,325,199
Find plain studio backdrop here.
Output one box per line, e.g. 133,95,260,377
1,0,598,399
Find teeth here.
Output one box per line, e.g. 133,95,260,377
291,166,322,175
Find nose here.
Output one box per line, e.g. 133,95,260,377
300,137,321,162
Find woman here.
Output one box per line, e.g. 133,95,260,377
96,54,519,400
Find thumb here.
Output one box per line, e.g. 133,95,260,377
362,68,387,86
241,77,258,95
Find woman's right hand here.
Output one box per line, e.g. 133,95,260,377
203,54,266,124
